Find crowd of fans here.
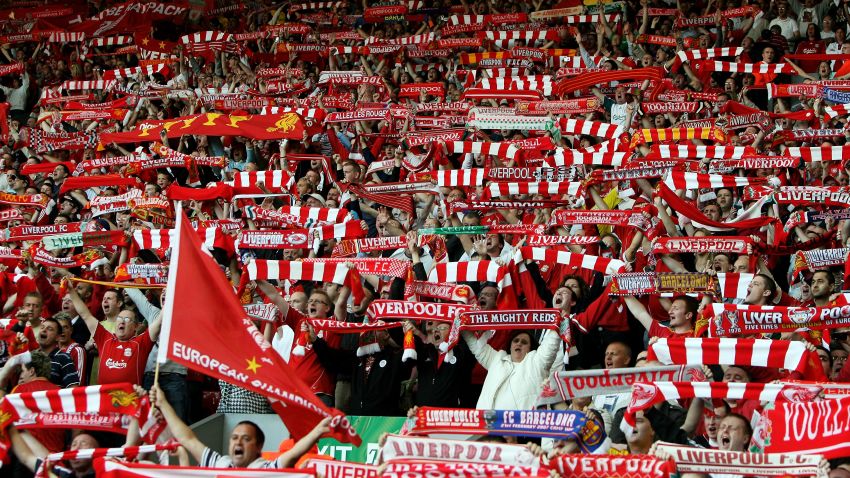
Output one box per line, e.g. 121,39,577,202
2,0,850,476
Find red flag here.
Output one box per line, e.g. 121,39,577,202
157,208,360,445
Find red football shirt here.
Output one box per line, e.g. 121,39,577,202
94,324,154,385
283,308,340,396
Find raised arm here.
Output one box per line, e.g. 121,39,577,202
150,383,207,462
66,279,98,336
623,296,657,333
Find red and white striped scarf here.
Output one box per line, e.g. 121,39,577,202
559,118,622,139
102,63,169,81
247,259,352,285
824,103,850,120
515,246,626,275
365,32,434,46
561,14,621,23
132,227,223,251
445,141,519,161
60,80,116,92
44,442,178,465
623,381,821,428
48,32,85,43
716,273,754,300
487,181,584,198
289,1,344,12
277,206,350,225
784,145,850,162
648,337,820,376
89,35,134,47
231,171,293,192
676,47,743,63
303,257,410,279
547,150,628,167
433,169,488,187
645,144,754,160
663,171,764,190
0,383,159,461
708,61,795,74
428,261,510,289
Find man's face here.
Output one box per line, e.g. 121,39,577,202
156,174,171,189
57,319,72,344
717,416,750,451
716,189,732,208
76,283,93,301
832,350,848,376
478,287,498,310
428,321,451,344
811,272,833,299
668,299,692,328
604,343,630,369
52,165,67,181
114,311,137,341
228,424,262,468
37,320,60,349
22,296,43,321
762,47,775,63
62,295,74,314
69,434,98,471
627,411,654,447
102,291,121,316
722,366,749,383
713,254,731,273
703,205,721,222
745,277,770,305
704,412,720,440
733,256,750,273
289,292,307,314
307,293,331,318
614,88,626,103
552,287,574,312
59,200,75,215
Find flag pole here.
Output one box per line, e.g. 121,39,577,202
154,361,160,387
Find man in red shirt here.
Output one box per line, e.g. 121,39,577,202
624,294,701,338
68,283,162,386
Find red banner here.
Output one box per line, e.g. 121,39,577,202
765,395,850,458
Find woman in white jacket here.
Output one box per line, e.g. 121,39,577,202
462,329,561,410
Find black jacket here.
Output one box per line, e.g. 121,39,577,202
412,338,474,408
312,338,413,416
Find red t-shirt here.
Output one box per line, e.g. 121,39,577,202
94,324,154,385
283,308,340,396
12,379,65,452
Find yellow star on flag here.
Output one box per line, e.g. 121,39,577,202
246,357,262,374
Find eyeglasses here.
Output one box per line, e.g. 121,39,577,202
7,175,16,180
116,316,135,323
308,299,330,306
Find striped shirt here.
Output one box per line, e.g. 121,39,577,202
48,349,80,388
201,447,279,469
